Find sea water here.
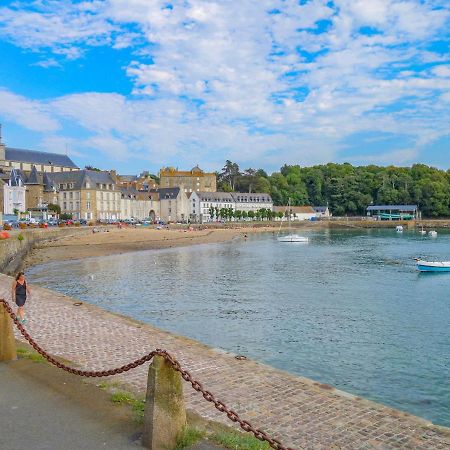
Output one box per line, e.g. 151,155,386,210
28,228,450,427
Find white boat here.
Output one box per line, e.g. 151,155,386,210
419,226,427,235
415,259,450,272
396,225,403,232
429,230,438,238
277,198,309,243
278,234,309,243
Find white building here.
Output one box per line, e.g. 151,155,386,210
273,205,317,221
231,193,273,213
3,169,26,215
190,191,235,222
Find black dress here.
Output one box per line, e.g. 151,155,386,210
15,281,27,307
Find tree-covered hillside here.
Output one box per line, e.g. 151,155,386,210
217,161,450,217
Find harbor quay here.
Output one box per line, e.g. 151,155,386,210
1,274,449,450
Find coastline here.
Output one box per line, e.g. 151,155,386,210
1,273,449,449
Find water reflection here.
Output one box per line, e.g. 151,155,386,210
28,229,450,427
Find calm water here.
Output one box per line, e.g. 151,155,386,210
28,229,450,427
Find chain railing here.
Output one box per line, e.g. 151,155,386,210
1,299,293,450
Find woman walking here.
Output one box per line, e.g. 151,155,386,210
12,272,31,324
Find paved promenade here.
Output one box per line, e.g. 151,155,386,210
1,274,449,449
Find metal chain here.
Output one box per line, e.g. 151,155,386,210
1,299,293,450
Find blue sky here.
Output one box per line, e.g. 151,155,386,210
0,0,449,175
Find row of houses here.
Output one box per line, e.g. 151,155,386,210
0,137,330,223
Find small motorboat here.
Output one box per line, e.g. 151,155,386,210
396,225,403,233
277,234,309,243
429,230,438,238
415,259,450,272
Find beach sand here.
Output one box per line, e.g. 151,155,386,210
24,226,277,267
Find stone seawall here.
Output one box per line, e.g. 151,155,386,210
0,228,91,275
1,274,448,449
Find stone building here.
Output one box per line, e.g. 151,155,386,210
48,170,121,221
157,187,189,222
159,166,216,193
273,205,316,221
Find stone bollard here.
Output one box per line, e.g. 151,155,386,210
142,355,187,450
0,301,17,361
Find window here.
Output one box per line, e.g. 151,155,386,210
87,202,91,210
63,202,67,210
69,192,73,199
86,192,90,200
85,182,90,189
63,192,67,199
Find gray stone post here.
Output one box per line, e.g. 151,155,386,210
0,302,17,361
142,355,187,450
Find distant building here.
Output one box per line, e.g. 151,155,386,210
189,191,273,223
313,206,331,218
157,187,190,222
159,166,216,193
231,193,273,214
366,205,419,220
190,191,235,222
273,205,316,221
3,169,26,215
0,129,78,173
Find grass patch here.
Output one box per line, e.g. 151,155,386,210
176,427,206,449
16,347,46,363
110,391,146,423
210,430,272,450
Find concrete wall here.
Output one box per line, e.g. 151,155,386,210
0,228,91,275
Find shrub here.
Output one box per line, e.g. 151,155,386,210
17,234,24,242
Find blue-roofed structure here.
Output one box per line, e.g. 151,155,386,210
366,205,419,220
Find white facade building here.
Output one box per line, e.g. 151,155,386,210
190,192,235,222
3,169,26,215
231,193,273,213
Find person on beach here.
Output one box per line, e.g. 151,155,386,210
12,272,31,324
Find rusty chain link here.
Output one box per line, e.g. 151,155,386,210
1,299,293,450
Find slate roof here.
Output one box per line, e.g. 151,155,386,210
156,187,181,200
47,170,115,190
313,206,328,213
231,192,272,203
26,166,40,184
194,191,234,202
5,147,78,168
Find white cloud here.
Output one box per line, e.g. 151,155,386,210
0,0,448,170
0,89,59,132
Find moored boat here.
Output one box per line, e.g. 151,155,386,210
429,230,438,237
277,234,309,243
415,259,450,272
396,225,403,233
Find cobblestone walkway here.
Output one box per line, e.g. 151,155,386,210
1,274,449,450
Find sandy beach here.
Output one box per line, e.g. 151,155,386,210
23,225,279,267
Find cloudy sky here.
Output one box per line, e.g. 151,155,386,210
0,0,449,174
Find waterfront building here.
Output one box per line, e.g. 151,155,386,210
190,191,235,222
366,205,419,220
112,170,159,191
313,205,331,218
231,192,273,214
120,188,159,221
159,166,216,193
157,187,190,222
189,191,273,222
273,205,316,221
48,169,121,221
3,169,26,215
0,130,78,174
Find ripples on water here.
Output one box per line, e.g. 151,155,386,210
28,228,450,427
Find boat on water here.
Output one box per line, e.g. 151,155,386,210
415,259,450,272
429,230,438,238
278,234,309,243
277,198,309,243
419,226,427,235
396,225,403,233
